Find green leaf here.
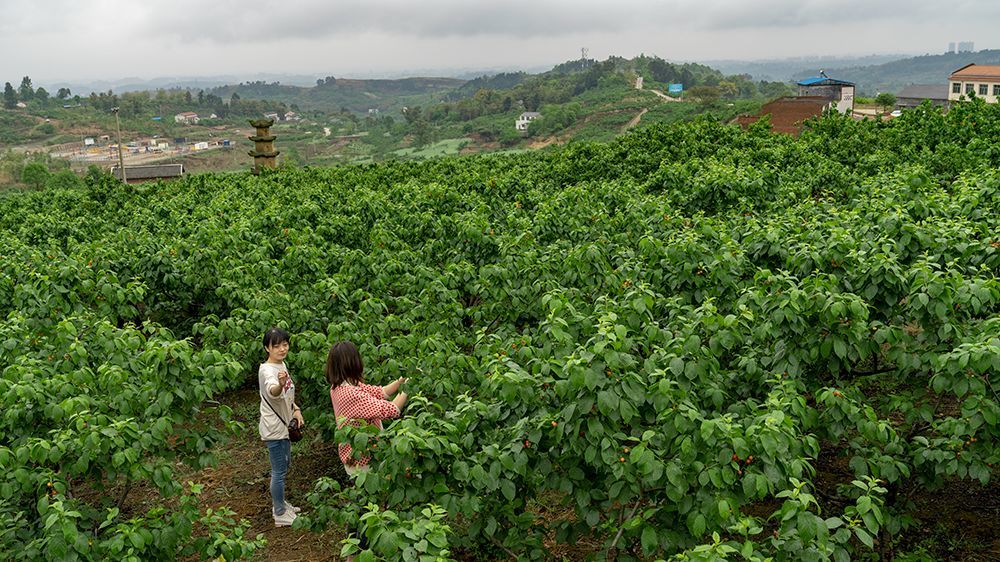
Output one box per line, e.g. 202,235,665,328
854,528,874,549
641,526,658,554
856,495,871,515
689,513,706,537
670,357,684,376
718,499,730,519
129,531,146,550
500,479,515,502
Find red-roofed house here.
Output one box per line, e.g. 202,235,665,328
174,111,200,124
948,64,1000,103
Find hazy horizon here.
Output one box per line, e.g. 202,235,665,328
4,0,995,87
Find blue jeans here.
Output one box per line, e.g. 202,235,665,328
265,439,291,515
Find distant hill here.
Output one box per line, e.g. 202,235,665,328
207,77,465,114
205,56,738,116
790,50,1000,95
703,54,909,82
40,74,322,95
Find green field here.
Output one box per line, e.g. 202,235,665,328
1,99,997,561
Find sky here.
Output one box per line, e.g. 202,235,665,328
2,0,997,84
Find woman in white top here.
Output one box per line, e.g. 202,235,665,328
259,327,305,527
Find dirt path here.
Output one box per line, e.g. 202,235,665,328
126,386,347,561
648,89,682,102
622,108,649,132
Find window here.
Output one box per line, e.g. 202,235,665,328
994,84,1000,96
979,84,988,95
966,83,975,94
952,82,961,94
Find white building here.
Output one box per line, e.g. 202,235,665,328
174,112,199,124
796,74,855,114
515,111,541,131
948,64,1000,103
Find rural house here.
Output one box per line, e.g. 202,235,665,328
111,164,185,184
948,64,1000,103
515,111,541,131
797,72,855,113
263,111,280,122
174,112,199,124
895,84,950,109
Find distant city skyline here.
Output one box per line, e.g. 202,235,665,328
2,0,996,85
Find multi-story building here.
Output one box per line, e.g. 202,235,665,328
948,64,1000,103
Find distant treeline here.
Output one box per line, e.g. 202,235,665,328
3,75,289,120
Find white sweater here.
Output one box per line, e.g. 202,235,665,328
258,362,295,441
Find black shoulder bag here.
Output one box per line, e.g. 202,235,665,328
261,391,303,442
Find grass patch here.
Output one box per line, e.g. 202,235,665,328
392,138,471,159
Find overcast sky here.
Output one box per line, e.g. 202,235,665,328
3,0,996,84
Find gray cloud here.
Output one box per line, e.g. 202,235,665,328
141,1,688,43
108,0,1000,42
1,1,997,81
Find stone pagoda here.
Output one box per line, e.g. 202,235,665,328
247,118,279,174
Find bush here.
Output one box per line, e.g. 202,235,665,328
46,169,84,190
19,161,50,189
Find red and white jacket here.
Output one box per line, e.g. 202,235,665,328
330,382,400,467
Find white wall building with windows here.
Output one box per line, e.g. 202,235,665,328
948,64,1000,103
515,111,541,131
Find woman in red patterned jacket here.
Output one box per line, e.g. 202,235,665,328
326,341,408,474
326,341,408,559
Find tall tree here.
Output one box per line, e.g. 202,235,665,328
875,92,897,113
18,76,34,101
3,82,17,109
56,87,71,99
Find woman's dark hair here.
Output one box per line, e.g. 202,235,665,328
326,341,364,387
262,327,291,355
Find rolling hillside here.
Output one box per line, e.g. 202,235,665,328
791,49,1000,95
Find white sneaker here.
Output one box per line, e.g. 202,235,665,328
273,508,297,527
284,500,302,514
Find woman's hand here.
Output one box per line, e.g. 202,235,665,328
293,408,304,427
384,376,408,397
270,370,289,397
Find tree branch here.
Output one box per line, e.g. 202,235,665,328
607,498,643,561
116,476,133,512
489,536,517,560
848,366,897,377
